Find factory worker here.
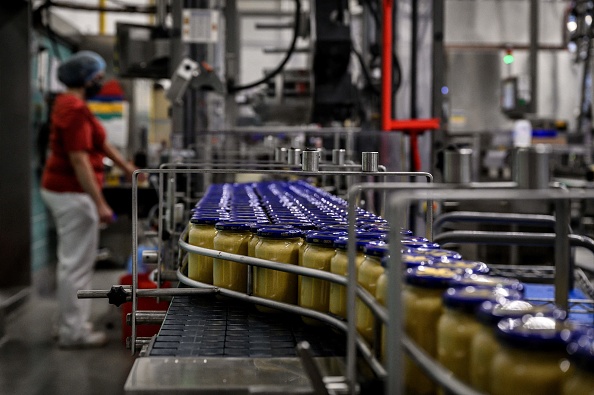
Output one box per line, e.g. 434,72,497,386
40,51,137,348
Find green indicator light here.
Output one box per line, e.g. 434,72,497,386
503,54,514,64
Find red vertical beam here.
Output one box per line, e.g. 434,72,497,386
382,0,394,132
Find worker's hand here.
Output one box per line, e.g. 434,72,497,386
98,202,115,225
123,162,147,184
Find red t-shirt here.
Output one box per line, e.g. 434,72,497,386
41,94,106,193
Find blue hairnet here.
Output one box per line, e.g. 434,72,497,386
57,50,106,87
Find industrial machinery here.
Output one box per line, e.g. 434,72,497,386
32,1,594,394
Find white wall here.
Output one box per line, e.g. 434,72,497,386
49,0,151,35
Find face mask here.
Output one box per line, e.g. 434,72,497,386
85,80,103,99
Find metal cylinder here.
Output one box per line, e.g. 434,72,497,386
274,147,288,163
288,148,302,166
302,150,320,171
332,149,346,165
142,250,158,264
513,145,552,189
443,148,473,184
361,152,379,172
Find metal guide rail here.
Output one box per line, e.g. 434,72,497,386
79,164,594,394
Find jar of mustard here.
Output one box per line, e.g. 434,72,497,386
253,227,303,312
490,317,572,395
329,237,380,319
356,242,389,344
437,286,522,385
471,300,564,393
563,327,594,395
299,231,346,325
212,221,253,293
403,266,459,395
188,216,219,284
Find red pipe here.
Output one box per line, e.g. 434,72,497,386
387,118,440,131
381,0,394,132
381,0,439,171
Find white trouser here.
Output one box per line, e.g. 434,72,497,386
41,189,99,341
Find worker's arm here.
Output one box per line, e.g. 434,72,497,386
69,150,114,224
102,140,137,181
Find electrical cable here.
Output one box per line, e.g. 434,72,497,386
228,0,301,93
361,0,402,93
352,45,380,95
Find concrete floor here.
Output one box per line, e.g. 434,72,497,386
0,268,136,395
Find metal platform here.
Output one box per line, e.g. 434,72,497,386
124,295,350,394
148,295,347,358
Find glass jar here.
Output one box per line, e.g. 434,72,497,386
188,216,219,284
298,231,345,325
437,286,521,385
374,256,392,362
212,221,253,293
329,237,380,319
248,224,290,257
356,242,389,344
563,328,594,395
490,317,572,395
403,266,459,395
471,300,563,393
253,227,303,312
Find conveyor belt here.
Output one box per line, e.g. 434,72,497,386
149,295,347,358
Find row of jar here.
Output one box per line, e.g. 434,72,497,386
192,180,386,230
187,219,479,340
397,265,594,395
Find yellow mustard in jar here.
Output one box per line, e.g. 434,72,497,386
253,227,303,313
328,238,375,319
471,300,563,393
212,221,253,293
563,328,594,395
298,231,346,325
403,266,459,395
490,317,572,395
188,216,219,284
437,286,522,385
374,256,391,362
356,242,388,344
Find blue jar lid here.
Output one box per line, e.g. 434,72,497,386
256,227,303,238
442,286,522,314
401,253,434,267
305,231,347,245
432,259,490,275
334,237,378,251
363,241,390,257
477,300,565,327
276,221,317,230
402,236,430,243
190,216,220,225
250,223,292,233
566,327,594,372
452,274,525,293
215,221,254,231
414,248,463,261
405,266,460,288
357,230,388,240
402,241,441,249
496,317,572,351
